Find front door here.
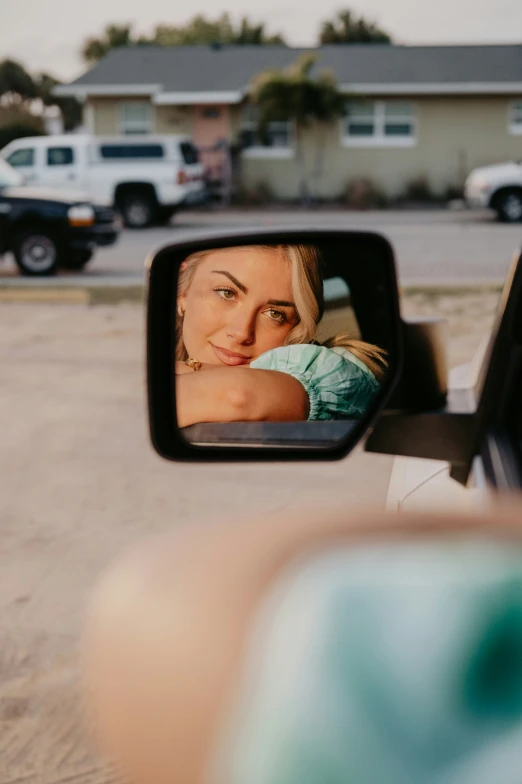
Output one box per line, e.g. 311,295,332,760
192,105,230,149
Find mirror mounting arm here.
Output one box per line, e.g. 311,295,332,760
386,317,449,412
366,411,478,486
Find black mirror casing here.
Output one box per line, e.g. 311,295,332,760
147,228,403,462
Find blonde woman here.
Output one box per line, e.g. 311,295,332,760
175,244,387,427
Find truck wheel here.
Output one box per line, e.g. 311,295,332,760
495,190,522,223
12,230,58,276
156,206,178,226
120,191,156,228
61,249,93,271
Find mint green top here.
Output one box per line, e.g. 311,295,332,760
250,344,380,420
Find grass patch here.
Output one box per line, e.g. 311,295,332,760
87,286,145,305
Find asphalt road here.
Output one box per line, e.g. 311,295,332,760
1,206,520,287
85,207,522,287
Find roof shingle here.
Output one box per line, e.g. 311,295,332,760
69,43,522,92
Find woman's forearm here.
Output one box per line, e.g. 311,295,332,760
176,368,309,427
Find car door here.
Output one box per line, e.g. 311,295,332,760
42,144,83,191
4,145,40,185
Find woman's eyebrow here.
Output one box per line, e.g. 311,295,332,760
212,270,247,293
268,299,296,308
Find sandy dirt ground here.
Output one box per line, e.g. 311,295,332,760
0,291,500,783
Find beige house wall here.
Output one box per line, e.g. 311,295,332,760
155,106,193,135
87,95,522,200
87,99,194,136
238,96,522,199
88,98,120,135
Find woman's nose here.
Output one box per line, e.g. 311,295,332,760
226,310,256,345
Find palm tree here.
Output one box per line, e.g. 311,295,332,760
250,54,346,204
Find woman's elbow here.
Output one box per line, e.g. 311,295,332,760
224,373,309,422
224,382,253,420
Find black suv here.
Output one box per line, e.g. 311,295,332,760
0,158,119,276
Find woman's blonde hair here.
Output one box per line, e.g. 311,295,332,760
177,244,388,380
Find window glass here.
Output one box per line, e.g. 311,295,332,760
6,148,34,167
47,147,74,166
180,142,199,165
241,105,291,149
344,101,415,142
201,107,221,119
120,102,152,135
99,144,164,160
509,101,522,133
383,102,414,118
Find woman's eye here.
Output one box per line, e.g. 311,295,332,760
214,287,236,300
266,309,286,323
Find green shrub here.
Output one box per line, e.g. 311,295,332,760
341,178,388,209
232,180,274,205
401,175,438,203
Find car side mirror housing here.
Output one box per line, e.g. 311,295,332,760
147,228,404,462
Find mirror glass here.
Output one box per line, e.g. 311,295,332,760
171,238,397,450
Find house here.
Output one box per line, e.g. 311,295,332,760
55,44,522,201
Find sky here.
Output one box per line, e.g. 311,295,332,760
1,0,522,81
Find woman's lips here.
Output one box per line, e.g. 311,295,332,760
210,344,251,366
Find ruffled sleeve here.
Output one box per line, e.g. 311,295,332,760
250,344,380,420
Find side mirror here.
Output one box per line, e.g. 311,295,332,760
146,228,403,462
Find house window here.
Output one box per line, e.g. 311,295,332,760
240,105,293,158
342,101,416,147
120,102,152,135
508,101,522,135
202,107,221,119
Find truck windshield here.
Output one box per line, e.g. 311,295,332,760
0,158,24,188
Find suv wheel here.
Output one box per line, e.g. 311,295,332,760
120,191,156,228
495,190,522,223
13,231,58,276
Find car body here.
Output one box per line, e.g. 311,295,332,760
0,158,119,275
464,161,522,222
1,134,207,228
386,356,491,512
145,227,522,512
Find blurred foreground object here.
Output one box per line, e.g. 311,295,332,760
84,505,522,784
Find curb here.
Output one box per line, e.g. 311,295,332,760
0,279,503,305
0,284,145,305
400,283,503,297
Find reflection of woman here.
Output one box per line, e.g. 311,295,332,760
175,244,387,427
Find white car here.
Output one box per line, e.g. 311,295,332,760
464,161,522,222
1,134,207,228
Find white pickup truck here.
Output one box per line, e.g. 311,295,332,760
1,134,207,228
464,160,522,222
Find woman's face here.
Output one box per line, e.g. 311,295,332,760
179,246,299,366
